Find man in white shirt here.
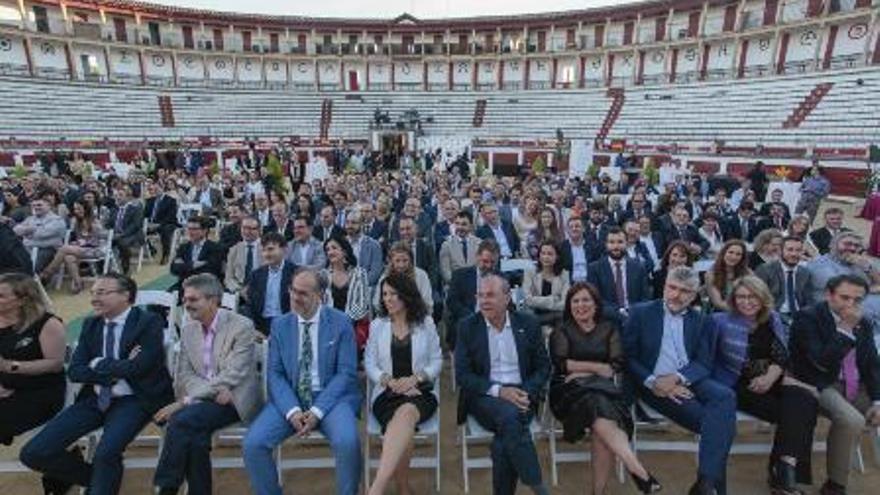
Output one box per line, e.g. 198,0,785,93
454,274,550,495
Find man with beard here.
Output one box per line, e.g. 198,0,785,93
755,236,814,324
587,227,652,320
804,231,880,320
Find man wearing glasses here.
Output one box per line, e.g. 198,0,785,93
804,231,880,320
21,273,174,495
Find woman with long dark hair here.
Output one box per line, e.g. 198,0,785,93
652,240,694,296
705,239,751,311
525,207,564,260
364,273,442,495
39,200,107,293
521,241,569,327
549,282,661,494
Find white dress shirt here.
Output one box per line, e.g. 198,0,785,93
570,240,588,282
285,309,325,420
486,313,521,397
91,307,134,397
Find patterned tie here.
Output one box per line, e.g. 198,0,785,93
842,349,860,401
244,243,254,279
785,269,798,313
97,322,117,412
614,261,626,308
298,321,314,409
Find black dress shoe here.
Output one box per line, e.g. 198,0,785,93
631,472,662,493
819,480,847,495
157,487,178,495
41,475,73,495
769,461,802,495
688,477,717,495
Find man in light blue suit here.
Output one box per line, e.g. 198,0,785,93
345,212,383,287
243,268,362,495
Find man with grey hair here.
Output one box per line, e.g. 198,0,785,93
455,273,550,495
804,231,880,319
153,273,260,495
623,266,735,495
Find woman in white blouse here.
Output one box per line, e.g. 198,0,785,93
521,241,570,327
364,272,442,495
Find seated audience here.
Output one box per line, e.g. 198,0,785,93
711,276,816,493
559,216,593,283
454,274,550,495
748,228,783,271
217,204,244,257
722,201,758,243
439,211,480,285
795,163,831,223
521,241,569,328
265,202,294,242
145,180,179,265
587,227,651,318
445,239,500,350
549,282,661,494
397,215,440,292
243,269,361,495
664,207,709,258
784,213,819,259
808,207,847,256
153,274,260,495
364,273,442,495
313,205,344,242
287,215,327,270
623,220,655,273
804,230,880,322
622,266,736,495
344,212,384,287
652,240,694,297
697,212,724,260
106,185,144,275
475,202,520,260
224,216,263,297
21,273,174,495
788,274,880,495
0,273,65,446
321,236,370,348
0,222,34,275
374,242,433,315
525,207,564,260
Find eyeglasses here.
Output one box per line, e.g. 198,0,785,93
734,293,760,302
89,289,123,297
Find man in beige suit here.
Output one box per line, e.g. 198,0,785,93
439,211,481,284
225,216,263,297
153,273,262,495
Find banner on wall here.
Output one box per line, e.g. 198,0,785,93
568,139,593,177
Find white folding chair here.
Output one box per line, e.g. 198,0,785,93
136,219,155,272
363,378,441,492
631,401,700,456
460,415,543,493
29,247,53,311
221,292,239,312
79,229,117,278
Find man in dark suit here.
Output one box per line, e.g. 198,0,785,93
398,215,439,291
313,205,344,243
359,203,387,244
0,222,34,275
755,236,813,322
218,204,244,258
144,180,179,265
588,227,652,318
809,207,848,256
243,232,296,335
665,207,709,257
475,202,520,259
623,193,653,224
623,220,655,273
445,239,500,350
107,185,145,275
758,188,792,222
21,273,174,495
722,201,759,243
755,203,789,235
454,274,550,495
788,275,880,495
264,202,295,242
622,266,736,495
170,216,225,293
388,197,434,244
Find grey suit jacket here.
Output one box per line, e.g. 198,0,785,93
286,238,326,270
438,234,481,284
175,309,262,422
225,241,263,294
755,261,813,312
354,235,384,286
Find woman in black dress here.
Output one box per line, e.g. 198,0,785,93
549,282,660,494
364,273,442,495
0,273,66,445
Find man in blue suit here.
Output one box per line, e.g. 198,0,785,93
587,227,652,319
243,268,361,495
455,274,550,495
345,211,384,287
622,266,735,495
445,239,500,350
21,273,174,495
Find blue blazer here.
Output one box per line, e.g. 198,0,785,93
266,307,361,419
475,220,520,258
67,306,174,414
622,299,715,388
356,236,384,286
454,310,550,424
246,261,297,334
587,256,652,314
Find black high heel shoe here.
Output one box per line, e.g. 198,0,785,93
631,472,662,493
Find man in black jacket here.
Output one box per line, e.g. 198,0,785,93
788,274,880,495
809,207,849,256
0,222,34,275
170,216,224,294
243,232,296,334
107,186,145,275
144,180,179,265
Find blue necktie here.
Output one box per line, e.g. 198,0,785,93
97,322,117,412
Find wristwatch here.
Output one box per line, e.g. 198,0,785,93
9,361,20,373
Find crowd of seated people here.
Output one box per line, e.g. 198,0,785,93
0,150,879,495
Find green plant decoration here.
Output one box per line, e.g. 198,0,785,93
12,163,27,179
532,155,546,175
586,162,600,179
474,156,487,177
643,161,659,186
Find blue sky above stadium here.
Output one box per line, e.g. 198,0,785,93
148,0,624,18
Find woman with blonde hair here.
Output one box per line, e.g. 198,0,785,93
0,273,66,445
749,228,784,270
710,275,816,494
373,242,433,313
